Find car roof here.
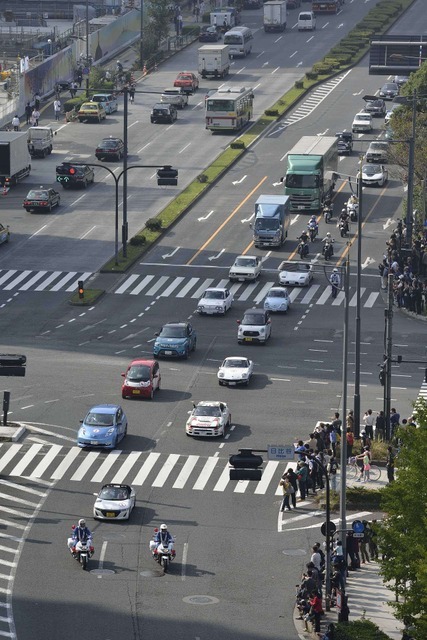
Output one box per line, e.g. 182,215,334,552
196,401,225,407
128,359,156,367
223,356,249,362
153,103,169,108
101,483,131,489
278,261,312,272
177,71,194,75
267,287,287,294
88,404,121,414
204,287,227,293
164,321,187,327
243,307,265,314
101,137,122,142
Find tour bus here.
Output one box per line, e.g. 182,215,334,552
223,26,253,57
205,86,254,132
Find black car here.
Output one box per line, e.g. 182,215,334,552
56,163,95,189
199,25,221,42
379,82,399,100
364,98,386,117
56,80,72,91
95,137,125,161
335,131,353,155
150,103,177,124
23,187,61,212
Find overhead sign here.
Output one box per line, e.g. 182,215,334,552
369,35,427,74
267,445,294,461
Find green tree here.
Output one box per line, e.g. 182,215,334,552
378,398,427,639
146,0,172,47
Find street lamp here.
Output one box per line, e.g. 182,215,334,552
47,39,52,56
139,0,144,69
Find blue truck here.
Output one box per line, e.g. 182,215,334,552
251,194,290,248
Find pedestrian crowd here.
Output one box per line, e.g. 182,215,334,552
378,219,427,315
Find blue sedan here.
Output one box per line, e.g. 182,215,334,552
77,404,128,449
263,287,290,313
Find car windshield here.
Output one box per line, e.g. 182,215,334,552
224,34,242,44
267,289,287,298
159,326,186,338
99,140,118,148
364,165,381,175
234,258,256,267
82,104,97,110
383,84,397,91
127,365,151,381
85,412,114,427
92,96,106,103
285,174,319,189
357,114,371,121
255,218,279,230
242,313,265,325
194,406,221,417
203,290,225,299
99,486,129,500
370,143,387,150
27,190,48,198
223,359,248,368
207,99,235,111
178,74,192,80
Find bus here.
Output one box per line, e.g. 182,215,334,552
205,86,254,132
223,26,253,57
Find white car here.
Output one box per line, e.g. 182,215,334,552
278,261,313,287
217,356,254,386
238,308,271,345
263,287,290,313
365,141,388,163
361,163,388,187
385,103,401,125
229,255,262,282
93,483,136,520
352,112,373,133
197,287,233,315
186,401,231,437
160,87,189,109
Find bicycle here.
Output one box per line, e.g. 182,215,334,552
346,457,381,482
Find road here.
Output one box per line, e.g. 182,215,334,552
0,1,425,638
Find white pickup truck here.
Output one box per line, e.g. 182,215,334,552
229,255,262,282
160,88,189,109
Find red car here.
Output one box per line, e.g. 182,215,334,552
173,72,199,95
121,359,161,400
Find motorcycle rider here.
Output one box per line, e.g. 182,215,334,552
330,268,341,299
298,229,309,244
322,232,334,259
297,230,309,257
307,215,318,240
150,523,176,556
116,60,123,73
68,518,93,554
347,194,358,220
339,209,349,236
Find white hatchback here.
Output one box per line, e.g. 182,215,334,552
197,287,233,315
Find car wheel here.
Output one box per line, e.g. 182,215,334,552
192,339,196,352
112,436,118,449
149,388,154,400
219,380,223,386
47,204,52,212
183,347,189,360
244,379,250,386
238,340,243,345
57,198,60,207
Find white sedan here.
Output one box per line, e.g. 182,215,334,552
217,356,254,386
278,261,313,287
93,483,136,520
197,287,233,315
361,164,388,187
263,287,290,313
186,401,231,437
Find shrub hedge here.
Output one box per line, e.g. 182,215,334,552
335,620,393,640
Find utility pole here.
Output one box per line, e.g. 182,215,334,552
353,158,363,440
384,273,394,440
339,254,350,570
405,90,417,248
123,86,129,257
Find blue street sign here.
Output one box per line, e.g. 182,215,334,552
352,519,365,534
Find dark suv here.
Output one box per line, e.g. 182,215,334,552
153,322,197,359
56,163,95,189
150,103,178,124
335,131,353,155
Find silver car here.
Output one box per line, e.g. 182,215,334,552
93,484,136,520
263,287,290,313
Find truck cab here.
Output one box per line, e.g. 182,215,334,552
27,127,54,158
251,195,290,248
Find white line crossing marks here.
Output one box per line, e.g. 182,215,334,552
0,269,92,294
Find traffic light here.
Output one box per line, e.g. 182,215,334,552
78,280,84,299
157,166,178,186
379,365,386,387
229,450,263,481
0,354,26,377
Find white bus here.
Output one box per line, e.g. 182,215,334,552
223,26,253,57
205,86,254,132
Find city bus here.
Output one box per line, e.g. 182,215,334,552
205,86,254,132
223,26,253,57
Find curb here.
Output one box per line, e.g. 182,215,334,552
0,424,27,442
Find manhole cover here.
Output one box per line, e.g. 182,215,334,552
282,549,307,557
183,595,219,605
140,570,162,578
90,569,115,575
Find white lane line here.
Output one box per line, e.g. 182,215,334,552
65,272,91,292
30,444,62,477
50,447,81,479
8,444,43,476
152,454,180,487
115,274,139,294
193,457,219,490
213,463,230,492
173,455,199,489
161,277,185,297
18,271,47,290
91,450,123,483
176,277,200,298
190,278,215,299
132,452,161,485
146,276,169,296
0,446,22,474
130,275,155,296
254,461,280,495
111,451,142,484
70,451,101,481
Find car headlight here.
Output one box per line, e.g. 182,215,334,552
259,327,265,334
216,305,222,311
107,428,115,435
241,372,248,378
80,427,86,435
198,305,204,312
219,372,224,378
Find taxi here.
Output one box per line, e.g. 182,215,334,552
77,102,107,123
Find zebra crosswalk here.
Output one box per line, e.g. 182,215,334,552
0,443,296,495
0,269,92,292
115,273,380,308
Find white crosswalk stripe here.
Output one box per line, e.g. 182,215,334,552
110,274,381,308
0,269,92,293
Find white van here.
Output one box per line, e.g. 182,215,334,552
91,93,118,114
223,26,253,57
298,11,316,31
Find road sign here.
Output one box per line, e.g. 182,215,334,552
321,521,337,537
352,532,365,538
267,445,294,461
352,519,365,534
83,67,89,75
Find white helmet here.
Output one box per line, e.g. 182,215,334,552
160,523,168,530
333,268,338,273
78,519,86,528
310,214,316,220
327,232,331,237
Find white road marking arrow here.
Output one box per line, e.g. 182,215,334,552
262,61,269,67
383,218,394,230
198,210,214,222
241,213,255,223
338,23,344,28
361,257,376,270
232,175,247,186
290,215,300,226
296,61,303,67
317,129,329,136
162,247,180,259
208,249,225,262
272,181,283,186
352,89,363,96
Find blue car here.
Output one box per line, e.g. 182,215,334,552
153,322,197,359
77,404,128,449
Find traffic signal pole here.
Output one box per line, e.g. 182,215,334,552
384,273,394,441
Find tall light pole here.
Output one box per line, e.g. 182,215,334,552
139,0,144,69
339,253,350,572
85,0,90,98
353,156,364,440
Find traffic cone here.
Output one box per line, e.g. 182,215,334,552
2,184,7,196
143,64,147,76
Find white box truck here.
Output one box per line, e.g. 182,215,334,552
0,131,31,189
198,45,230,79
27,126,54,158
264,1,287,32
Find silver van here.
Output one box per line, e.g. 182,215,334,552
298,11,316,31
91,93,118,114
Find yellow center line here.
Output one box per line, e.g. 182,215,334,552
186,176,268,265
